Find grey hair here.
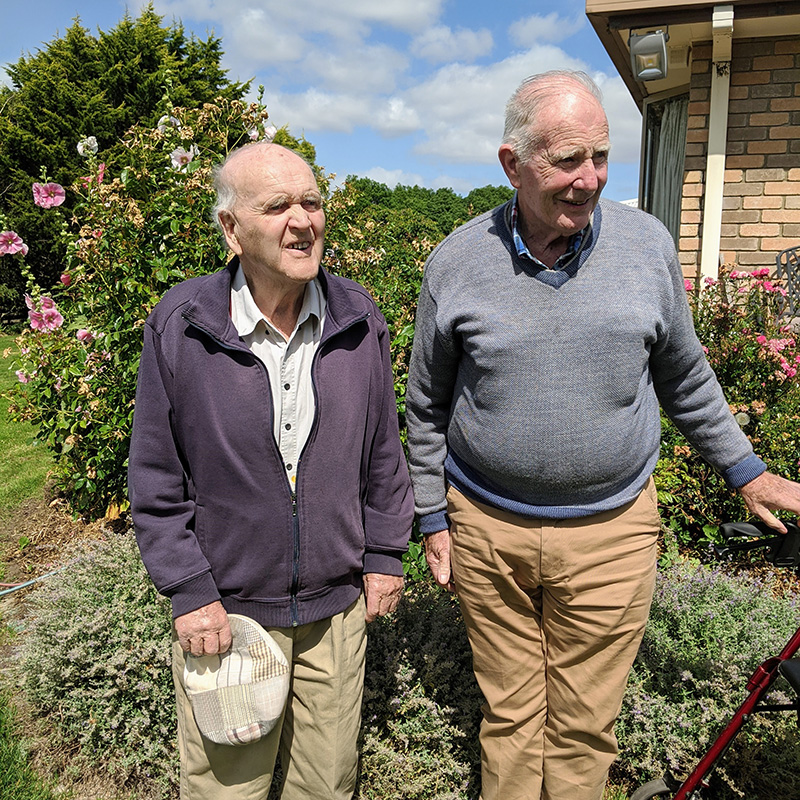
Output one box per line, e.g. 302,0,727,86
502,70,605,164
210,142,317,235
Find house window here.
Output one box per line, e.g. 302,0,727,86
640,92,689,245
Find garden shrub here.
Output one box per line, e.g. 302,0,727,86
6,98,313,520
615,559,800,798
655,267,800,551
16,531,176,799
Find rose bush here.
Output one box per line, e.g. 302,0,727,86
655,267,800,551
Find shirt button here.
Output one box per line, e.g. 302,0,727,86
285,423,292,430
286,463,293,471
284,383,290,390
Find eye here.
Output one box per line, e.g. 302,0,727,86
302,197,322,211
593,151,609,165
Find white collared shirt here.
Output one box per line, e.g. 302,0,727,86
230,266,326,491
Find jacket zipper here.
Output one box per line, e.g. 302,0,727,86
184,309,370,626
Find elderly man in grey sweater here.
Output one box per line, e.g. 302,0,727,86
405,70,800,800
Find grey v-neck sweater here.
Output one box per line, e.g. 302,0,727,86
406,199,765,533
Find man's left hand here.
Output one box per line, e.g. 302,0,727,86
363,573,404,622
738,471,800,533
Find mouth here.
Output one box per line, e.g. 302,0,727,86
287,241,312,251
558,196,594,208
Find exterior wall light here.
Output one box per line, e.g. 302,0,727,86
629,29,669,81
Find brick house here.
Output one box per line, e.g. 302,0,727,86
585,0,800,281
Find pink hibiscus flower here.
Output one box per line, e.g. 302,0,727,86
0,230,26,255
32,182,66,208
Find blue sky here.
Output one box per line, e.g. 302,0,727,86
1,0,643,201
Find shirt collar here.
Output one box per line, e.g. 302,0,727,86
230,265,324,339
510,192,589,271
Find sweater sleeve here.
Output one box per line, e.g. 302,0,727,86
362,310,414,575
128,322,221,618
649,253,766,488
406,273,462,533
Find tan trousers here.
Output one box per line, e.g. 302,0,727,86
172,595,367,800
447,481,660,800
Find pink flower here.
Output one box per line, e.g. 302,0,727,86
0,230,26,255
751,267,771,278
24,294,35,310
684,279,694,292
97,163,105,184
40,296,55,310
15,370,30,384
704,277,717,286
42,307,64,330
28,310,46,332
60,273,71,286
32,182,66,208
729,270,747,279
76,329,94,343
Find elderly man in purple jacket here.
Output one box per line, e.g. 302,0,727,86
129,142,413,800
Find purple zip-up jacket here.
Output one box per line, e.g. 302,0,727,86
128,259,413,628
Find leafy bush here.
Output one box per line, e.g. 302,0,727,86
615,559,800,798
6,98,309,519
655,267,800,551
16,531,176,799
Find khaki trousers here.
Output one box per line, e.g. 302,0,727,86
447,481,660,800
172,595,367,800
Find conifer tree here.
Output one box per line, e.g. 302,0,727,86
0,3,247,318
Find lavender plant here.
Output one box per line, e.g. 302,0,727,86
615,559,800,798
16,531,176,799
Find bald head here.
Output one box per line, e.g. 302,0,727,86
502,71,607,165
213,143,317,231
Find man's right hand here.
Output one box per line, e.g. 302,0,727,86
424,529,455,591
175,600,232,657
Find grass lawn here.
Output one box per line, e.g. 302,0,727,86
0,333,52,518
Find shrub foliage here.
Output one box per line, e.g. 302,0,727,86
655,268,800,551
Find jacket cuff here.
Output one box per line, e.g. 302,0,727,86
166,571,221,619
723,453,767,489
418,510,449,535
364,550,404,577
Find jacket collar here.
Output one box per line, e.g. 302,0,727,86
181,257,368,346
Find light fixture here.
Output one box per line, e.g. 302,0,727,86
629,29,669,81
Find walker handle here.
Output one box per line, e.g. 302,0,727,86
716,520,800,567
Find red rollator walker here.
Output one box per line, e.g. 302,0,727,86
631,519,800,800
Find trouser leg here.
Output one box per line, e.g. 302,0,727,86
540,480,659,800
447,486,548,800
277,595,366,800
447,481,659,800
173,595,366,800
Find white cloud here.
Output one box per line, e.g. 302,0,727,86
298,45,409,95
266,89,374,132
410,25,493,64
509,13,586,47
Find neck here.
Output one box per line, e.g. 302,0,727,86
519,217,571,268
243,266,308,338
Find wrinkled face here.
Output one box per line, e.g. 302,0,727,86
500,88,610,245
219,146,325,289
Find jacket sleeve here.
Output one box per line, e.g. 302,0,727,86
361,310,414,576
405,272,461,534
128,321,221,618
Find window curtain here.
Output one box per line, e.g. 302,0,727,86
648,94,689,245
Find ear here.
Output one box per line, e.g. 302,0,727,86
498,144,523,189
218,210,242,255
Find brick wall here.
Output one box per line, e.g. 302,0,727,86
678,35,800,278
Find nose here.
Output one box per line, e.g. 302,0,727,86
287,202,312,227
572,159,602,193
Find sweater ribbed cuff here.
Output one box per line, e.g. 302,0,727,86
723,453,767,489
418,510,449,535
